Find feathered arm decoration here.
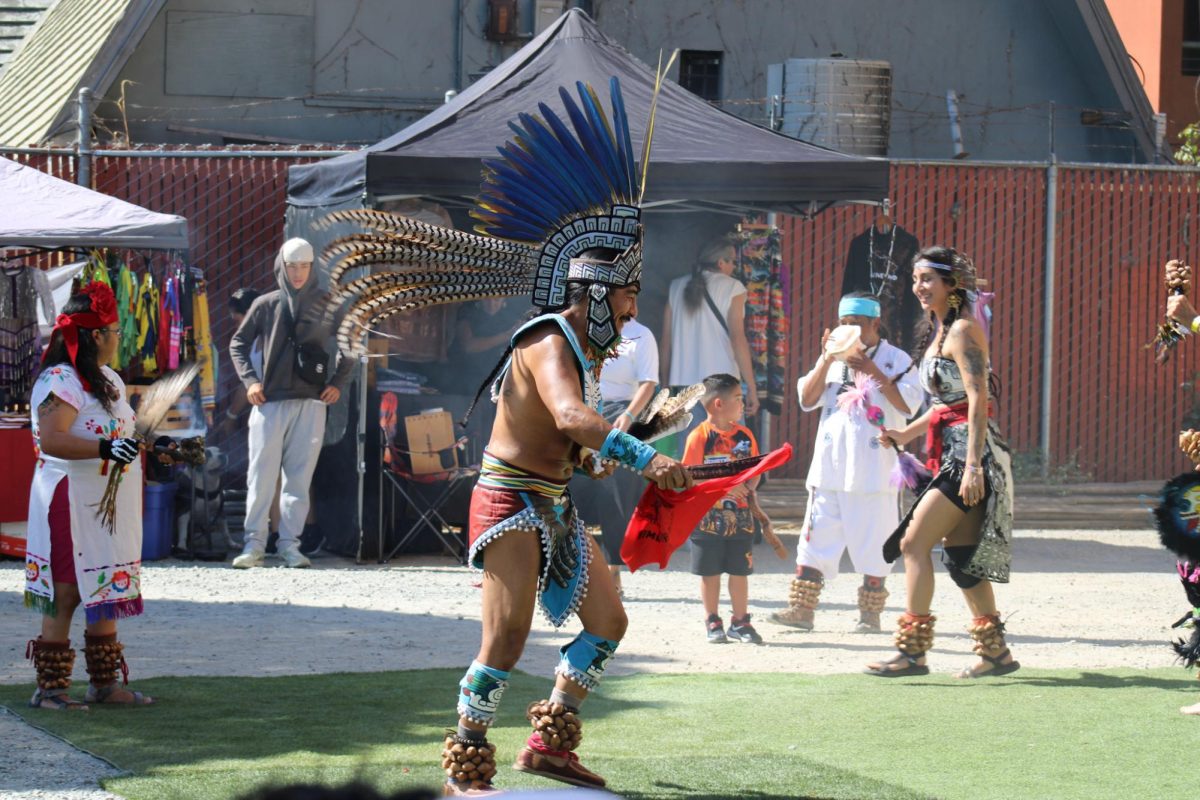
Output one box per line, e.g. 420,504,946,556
627,382,704,443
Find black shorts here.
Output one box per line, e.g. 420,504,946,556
690,533,755,576
932,470,992,513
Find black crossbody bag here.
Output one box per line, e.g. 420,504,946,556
283,304,329,385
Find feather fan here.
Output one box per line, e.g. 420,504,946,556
95,362,200,532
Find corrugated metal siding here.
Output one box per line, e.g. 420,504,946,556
0,0,136,146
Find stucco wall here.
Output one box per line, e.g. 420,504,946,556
100,0,1145,161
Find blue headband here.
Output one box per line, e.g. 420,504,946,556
838,297,881,318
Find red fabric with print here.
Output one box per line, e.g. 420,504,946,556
621,444,792,571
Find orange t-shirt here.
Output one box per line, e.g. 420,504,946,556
682,420,759,509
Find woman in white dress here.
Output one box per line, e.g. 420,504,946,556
24,282,154,708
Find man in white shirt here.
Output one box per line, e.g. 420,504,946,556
771,293,924,633
571,316,659,596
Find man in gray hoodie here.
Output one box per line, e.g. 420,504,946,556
229,238,352,568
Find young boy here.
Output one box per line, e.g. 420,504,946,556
771,292,924,632
683,374,764,644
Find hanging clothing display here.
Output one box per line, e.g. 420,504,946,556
191,270,216,410
0,266,41,409
734,225,790,416
136,272,159,377
841,224,922,355
114,260,139,371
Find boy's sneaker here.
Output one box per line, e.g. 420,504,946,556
706,614,727,643
728,614,764,644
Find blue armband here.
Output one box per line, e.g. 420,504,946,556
599,428,656,471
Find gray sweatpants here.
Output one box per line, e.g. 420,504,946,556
243,399,326,552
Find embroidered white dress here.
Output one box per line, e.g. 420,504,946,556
23,364,144,622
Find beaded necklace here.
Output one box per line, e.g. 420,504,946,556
867,225,898,297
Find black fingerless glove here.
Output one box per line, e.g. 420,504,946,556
99,437,140,464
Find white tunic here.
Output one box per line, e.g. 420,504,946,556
24,364,143,621
799,339,924,494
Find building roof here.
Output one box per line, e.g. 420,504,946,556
0,1,52,75
0,0,162,147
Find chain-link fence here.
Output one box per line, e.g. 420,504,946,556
5,148,1198,483
780,161,1200,482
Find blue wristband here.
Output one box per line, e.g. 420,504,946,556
599,428,656,471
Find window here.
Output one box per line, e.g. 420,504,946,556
678,50,722,102
1185,0,1200,75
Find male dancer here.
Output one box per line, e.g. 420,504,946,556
327,79,690,795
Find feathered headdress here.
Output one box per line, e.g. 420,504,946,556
323,69,673,356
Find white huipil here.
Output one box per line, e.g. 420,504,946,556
24,364,144,622
795,339,924,579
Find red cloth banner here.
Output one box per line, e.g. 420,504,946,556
621,444,793,572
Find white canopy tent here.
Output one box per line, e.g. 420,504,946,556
0,157,188,249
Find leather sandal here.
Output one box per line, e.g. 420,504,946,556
955,648,1021,679
29,688,88,711
864,652,930,677
84,683,154,705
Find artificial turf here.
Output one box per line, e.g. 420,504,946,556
2,667,1195,799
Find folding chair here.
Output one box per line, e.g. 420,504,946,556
377,392,475,563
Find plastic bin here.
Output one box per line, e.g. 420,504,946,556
142,481,178,561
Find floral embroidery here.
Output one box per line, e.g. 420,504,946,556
24,554,51,592
90,566,141,601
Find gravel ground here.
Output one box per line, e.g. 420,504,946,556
0,525,1184,796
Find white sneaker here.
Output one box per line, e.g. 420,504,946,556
231,548,265,569
280,546,311,569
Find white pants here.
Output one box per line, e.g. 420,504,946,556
243,399,326,552
795,487,898,580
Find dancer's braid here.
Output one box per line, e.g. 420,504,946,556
934,305,958,358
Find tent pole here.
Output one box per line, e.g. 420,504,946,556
76,87,92,188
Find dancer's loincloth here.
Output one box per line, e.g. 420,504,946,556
468,453,591,628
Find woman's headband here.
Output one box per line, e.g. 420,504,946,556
838,296,881,318
914,258,954,273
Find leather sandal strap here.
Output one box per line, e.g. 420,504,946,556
981,648,1011,666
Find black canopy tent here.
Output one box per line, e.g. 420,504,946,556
286,8,888,215
288,9,890,562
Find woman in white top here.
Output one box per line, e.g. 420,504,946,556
24,283,155,709
660,237,760,418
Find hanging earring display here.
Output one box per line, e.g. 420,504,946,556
947,292,962,310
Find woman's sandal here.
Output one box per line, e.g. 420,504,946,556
864,652,930,677
955,649,1021,679
84,683,155,705
29,689,89,711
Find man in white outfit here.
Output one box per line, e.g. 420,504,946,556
771,293,924,632
228,238,352,568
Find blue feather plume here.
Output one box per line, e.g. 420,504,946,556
471,78,640,243
610,77,637,198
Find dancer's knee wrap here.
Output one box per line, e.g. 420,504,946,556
457,661,510,726
943,546,982,589
556,630,619,691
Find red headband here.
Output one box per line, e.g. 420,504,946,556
43,282,119,391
